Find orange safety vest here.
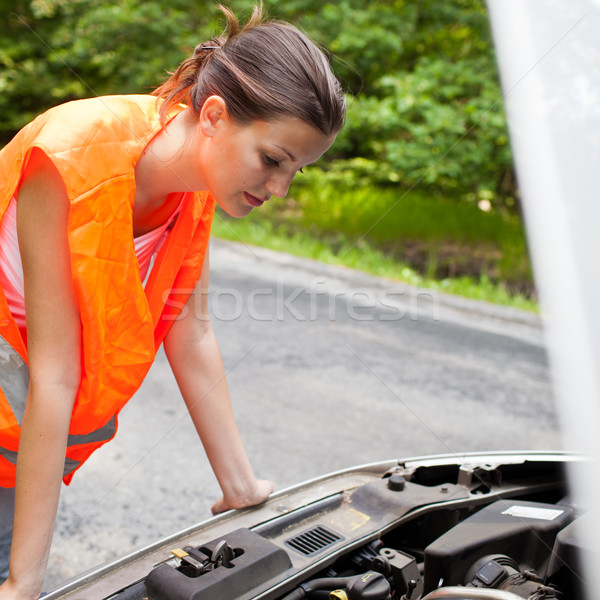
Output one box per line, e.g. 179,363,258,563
0,95,215,487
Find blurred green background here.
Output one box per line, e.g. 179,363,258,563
0,0,533,308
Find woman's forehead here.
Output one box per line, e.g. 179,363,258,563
246,117,337,161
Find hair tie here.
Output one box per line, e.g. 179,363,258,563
194,43,219,55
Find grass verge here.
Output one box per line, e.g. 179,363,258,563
211,207,538,313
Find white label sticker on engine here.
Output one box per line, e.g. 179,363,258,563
501,505,564,520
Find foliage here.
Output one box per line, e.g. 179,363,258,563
287,176,532,295
0,0,528,296
259,0,517,211
0,0,216,143
0,0,514,205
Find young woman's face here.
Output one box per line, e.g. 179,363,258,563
192,100,337,218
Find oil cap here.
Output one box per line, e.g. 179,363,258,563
388,474,406,492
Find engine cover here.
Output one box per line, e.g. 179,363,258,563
423,500,575,593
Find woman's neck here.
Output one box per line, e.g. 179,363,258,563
133,110,205,234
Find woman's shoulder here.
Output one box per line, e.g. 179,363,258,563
0,95,164,200
37,95,161,177
49,94,158,116
33,95,161,146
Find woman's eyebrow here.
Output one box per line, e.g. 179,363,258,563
274,145,296,161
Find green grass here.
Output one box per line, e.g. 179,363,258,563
211,202,538,313
292,180,532,288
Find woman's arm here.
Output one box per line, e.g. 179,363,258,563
0,149,81,599
163,247,273,515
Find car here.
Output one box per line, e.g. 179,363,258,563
43,0,600,597
42,451,585,599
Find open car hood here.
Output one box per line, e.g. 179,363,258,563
44,451,588,600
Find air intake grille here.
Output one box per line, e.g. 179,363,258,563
284,525,343,556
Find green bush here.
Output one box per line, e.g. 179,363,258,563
0,0,530,299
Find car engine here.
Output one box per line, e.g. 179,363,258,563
44,454,588,600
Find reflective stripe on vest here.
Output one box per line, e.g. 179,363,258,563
0,447,80,479
0,334,117,477
0,334,28,424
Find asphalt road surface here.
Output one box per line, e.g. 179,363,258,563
46,238,561,589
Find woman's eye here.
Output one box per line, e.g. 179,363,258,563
263,155,281,168
298,167,305,174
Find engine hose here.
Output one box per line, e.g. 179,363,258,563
280,571,391,600
280,576,356,600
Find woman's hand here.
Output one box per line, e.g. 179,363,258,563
211,479,275,515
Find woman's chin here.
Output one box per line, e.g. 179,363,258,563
216,200,254,219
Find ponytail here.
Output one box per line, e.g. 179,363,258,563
153,4,345,136
152,39,224,122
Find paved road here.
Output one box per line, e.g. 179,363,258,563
46,239,561,588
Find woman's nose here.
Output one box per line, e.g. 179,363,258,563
265,173,294,198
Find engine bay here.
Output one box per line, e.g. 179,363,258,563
45,454,588,600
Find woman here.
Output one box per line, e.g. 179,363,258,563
0,4,345,597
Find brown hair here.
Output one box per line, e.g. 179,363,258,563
153,4,345,136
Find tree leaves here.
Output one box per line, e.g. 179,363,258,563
0,0,516,208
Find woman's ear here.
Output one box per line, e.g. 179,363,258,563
199,95,230,137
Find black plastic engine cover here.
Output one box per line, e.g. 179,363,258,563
145,528,292,600
423,500,575,593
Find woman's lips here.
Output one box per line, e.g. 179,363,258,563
244,192,265,207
